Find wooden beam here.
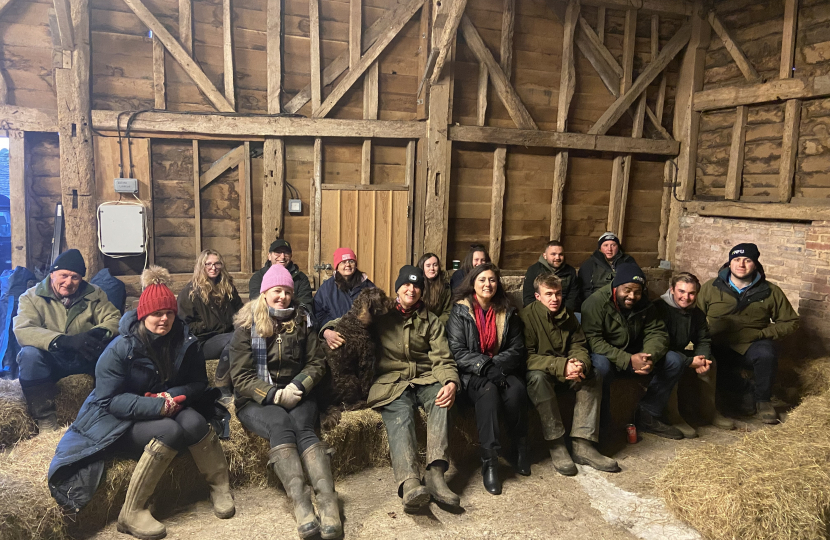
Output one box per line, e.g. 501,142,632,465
657,159,673,260
309,138,323,284
266,0,281,114
429,0,467,85
9,130,27,269
779,98,801,203
476,62,488,126
122,0,234,112
315,0,424,118
179,0,192,55
152,36,166,109
578,17,623,79
0,105,59,131
575,15,621,94
621,9,636,93
262,138,285,259
588,22,691,135
724,105,747,201
321,184,409,191
415,0,431,120
309,0,321,112
781,0,798,79
52,0,75,51
239,141,252,273
448,125,679,154
361,61,379,185
693,75,830,111
646,106,671,138
597,6,605,42
707,11,760,83
685,201,830,221
459,14,536,130
199,145,245,190
192,140,201,253
500,0,515,76
405,140,416,261
223,0,235,109
349,0,361,70
489,147,506,265
579,0,692,15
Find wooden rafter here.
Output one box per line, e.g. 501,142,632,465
693,75,830,111
428,0,467,85
707,11,760,83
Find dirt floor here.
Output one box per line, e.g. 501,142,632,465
74,418,764,540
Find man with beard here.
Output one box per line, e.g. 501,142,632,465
249,239,313,308
522,241,580,312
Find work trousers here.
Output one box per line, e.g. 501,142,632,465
525,369,601,443
714,339,778,402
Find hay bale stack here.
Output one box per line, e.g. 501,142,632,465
797,356,830,397
0,375,93,449
657,390,830,540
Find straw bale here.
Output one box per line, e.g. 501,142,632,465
657,390,830,540
797,356,830,397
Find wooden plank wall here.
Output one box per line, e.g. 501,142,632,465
25,132,61,271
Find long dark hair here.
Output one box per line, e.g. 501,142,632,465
417,252,448,312
135,317,185,383
460,244,491,275
335,267,364,293
453,263,512,313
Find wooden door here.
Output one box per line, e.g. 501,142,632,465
319,188,409,295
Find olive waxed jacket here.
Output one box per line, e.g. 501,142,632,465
521,301,591,382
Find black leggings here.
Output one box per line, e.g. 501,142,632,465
203,333,234,387
236,397,320,453
465,374,528,452
122,408,210,455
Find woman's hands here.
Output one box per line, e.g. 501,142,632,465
273,383,304,409
145,392,186,417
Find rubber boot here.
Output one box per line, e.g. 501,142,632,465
665,386,698,439
37,413,59,434
21,381,58,432
548,437,577,476
117,438,177,540
188,427,235,519
480,448,502,495
698,368,734,430
424,464,460,507
571,438,620,473
268,444,320,539
301,442,342,539
511,437,531,476
756,401,779,424
401,479,430,513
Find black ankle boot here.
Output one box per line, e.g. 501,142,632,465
513,437,531,476
481,449,502,495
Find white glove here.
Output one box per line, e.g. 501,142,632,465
273,383,303,409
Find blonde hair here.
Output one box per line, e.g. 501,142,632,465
189,249,237,304
234,294,296,338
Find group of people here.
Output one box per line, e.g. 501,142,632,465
9,231,798,539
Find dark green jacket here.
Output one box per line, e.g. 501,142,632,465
522,255,580,312
653,290,712,364
427,282,453,325
177,281,244,341
580,284,669,371
697,266,799,355
520,301,590,382
248,261,313,308
577,250,638,303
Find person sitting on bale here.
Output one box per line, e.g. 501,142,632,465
326,266,461,513
449,244,491,291
417,252,453,324
446,263,529,495
249,239,313,308
230,264,341,539
581,263,685,439
697,243,799,424
522,240,580,312
13,249,120,432
178,249,244,403
48,266,234,540
654,272,735,436
521,273,619,476
315,247,375,350
577,232,638,303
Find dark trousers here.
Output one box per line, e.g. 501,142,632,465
202,333,234,388
464,374,528,452
714,340,778,402
591,350,686,421
17,346,94,419
525,369,601,443
237,397,320,454
120,407,209,455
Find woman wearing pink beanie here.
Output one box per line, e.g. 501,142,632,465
229,263,341,539
313,247,375,349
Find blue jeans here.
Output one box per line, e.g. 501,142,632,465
17,346,94,419
591,350,685,420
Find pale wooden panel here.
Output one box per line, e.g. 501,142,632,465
357,190,376,282
374,190,392,295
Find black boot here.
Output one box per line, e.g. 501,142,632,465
480,449,502,495
636,408,683,440
512,437,531,476
21,381,58,433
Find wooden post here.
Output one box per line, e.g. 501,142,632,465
724,105,747,200
179,0,192,55
476,62,488,126
9,130,27,269
262,0,285,263
56,0,100,275
405,140,416,262
239,141,252,273
415,0,431,120
309,0,322,112
152,36,166,109
779,99,801,202
309,138,323,286
489,147,506,265
780,0,798,80
349,0,361,70
361,61,379,185
192,140,201,253
223,0,235,110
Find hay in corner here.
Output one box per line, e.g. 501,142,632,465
657,389,830,540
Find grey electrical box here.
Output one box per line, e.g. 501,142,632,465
99,205,145,255
114,178,139,194
288,199,303,214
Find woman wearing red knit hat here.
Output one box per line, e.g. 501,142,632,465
48,266,235,540
313,247,375,350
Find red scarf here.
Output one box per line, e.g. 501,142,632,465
474,301,498,357
395,299,423,319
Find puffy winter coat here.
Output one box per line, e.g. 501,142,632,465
580,284,669,371
48,310,207,512
522,255,580,311
653,290,712,363
697,265,799,355
229,303,326,410
177,281,244,341
313,273,374,329
577,250,638,303
248,261,313,307
521,300,591,381
446,299,525,388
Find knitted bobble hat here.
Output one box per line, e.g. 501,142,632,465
137,265,178,320
260,263,295,293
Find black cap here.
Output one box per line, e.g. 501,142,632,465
50,249,87,277
395,265,425,292
598,232,621,249
729,243,760,263
612,263,646,289
269,239,292,253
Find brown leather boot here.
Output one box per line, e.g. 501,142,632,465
301,443,342,539
116,439,177,540
188,427,235,519
269,444,320,538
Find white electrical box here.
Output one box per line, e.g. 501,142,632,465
288,199,303,213
99,205,145,255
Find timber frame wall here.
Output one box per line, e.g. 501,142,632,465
5,0,823,289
